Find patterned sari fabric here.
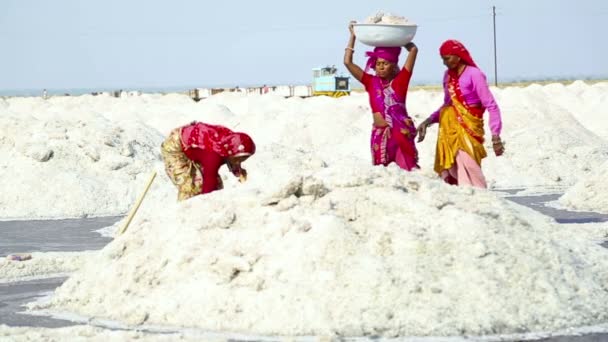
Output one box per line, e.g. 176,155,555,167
180,122,255,159
161,122,256,201
434,73,487,175
161,128,206,201
368,76,419,170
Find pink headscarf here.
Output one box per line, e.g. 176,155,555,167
365,46,401,72
439,39,477,68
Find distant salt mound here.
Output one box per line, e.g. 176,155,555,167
0,97,164,219
364,11,414,25
558,160,608,214
2,82,608,219
547,81,608,140
37,166,608,337
478,83,608,190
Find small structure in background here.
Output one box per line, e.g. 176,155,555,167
189,89,201,102
186,68,351,101
42,89,48,99
311,65,351,97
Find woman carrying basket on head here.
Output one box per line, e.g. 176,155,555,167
344,21,420,171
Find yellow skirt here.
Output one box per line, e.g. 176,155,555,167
160,129,204,201
434,105,487,175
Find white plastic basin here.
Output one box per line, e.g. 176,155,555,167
353,24,418,47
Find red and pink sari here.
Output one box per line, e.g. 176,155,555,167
161,122,255,200
365,74,419,170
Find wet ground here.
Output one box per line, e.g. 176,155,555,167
505,193,608,224
534,334,608,342
0,199,607,341
0,277,71,328
0,216,118,256
0,216,119,328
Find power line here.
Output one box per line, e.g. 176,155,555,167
493,6,498,87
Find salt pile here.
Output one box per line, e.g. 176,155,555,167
33,165,608,337
456,83,608,191
558,160,608,214
0,95,163,219
364,11,414,25
1,83,607,218
2,81,608,338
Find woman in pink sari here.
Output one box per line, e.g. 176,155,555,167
416,40,505,188
161,121,256,200
344,21,419,170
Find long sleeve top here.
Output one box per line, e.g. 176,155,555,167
429,66,502,136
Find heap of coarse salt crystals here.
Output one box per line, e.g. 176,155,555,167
364,11,414,25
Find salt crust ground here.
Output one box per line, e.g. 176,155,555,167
3,323,608,342
0,251,92,283
0,324,227,342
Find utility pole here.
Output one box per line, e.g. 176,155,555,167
492,6,498,86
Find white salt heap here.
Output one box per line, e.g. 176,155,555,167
0,93,243,219
460,81,608,191
32,165,608,337
0,95,163,219
558,160,608,214
1,82,607,218
364,11,414,25
1,81,608,338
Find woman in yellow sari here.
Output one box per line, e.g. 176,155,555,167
417,40,504,188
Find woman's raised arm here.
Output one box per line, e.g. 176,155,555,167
344,21,364,82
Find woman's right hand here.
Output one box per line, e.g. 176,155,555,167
349,21,356,36
238,168,248,183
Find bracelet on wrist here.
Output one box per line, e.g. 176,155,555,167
345,47,355,52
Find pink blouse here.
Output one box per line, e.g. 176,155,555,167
429,66,502,136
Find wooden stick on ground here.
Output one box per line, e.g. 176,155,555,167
118,171,157,235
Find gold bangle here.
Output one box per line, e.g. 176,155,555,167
345,47,354,52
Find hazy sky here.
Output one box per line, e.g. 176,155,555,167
1,0,606,92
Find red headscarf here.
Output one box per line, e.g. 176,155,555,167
439,40,477,68
219,131,256,157
181,122,256,158
365,46,401,72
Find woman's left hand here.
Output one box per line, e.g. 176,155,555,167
416,119,430,142
492,135,505,156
